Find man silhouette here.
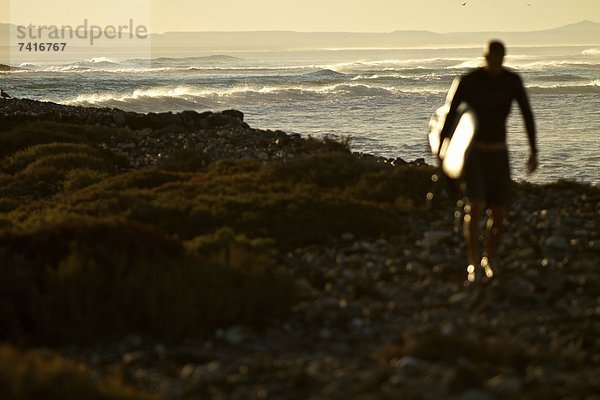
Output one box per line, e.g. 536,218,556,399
439,40,538,284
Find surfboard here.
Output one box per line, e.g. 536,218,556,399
427,78,477,179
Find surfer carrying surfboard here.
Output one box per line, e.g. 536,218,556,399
438,40,538,284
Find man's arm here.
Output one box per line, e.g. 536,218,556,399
514,75,537,153
514,74,538,174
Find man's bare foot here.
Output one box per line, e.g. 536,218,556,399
480,256,494,281
466,264,477,285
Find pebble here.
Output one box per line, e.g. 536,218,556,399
216,326,254,346
418,230,452,248
341,233,355,242
396,356,424,375
544,236,570,251
123,351,146,365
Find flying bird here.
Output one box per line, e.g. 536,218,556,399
462,2,467,5
0,89,12,99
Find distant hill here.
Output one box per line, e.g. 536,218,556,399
1,20,599,51
550,20,600,32
151,20,600,49
441,20,600,48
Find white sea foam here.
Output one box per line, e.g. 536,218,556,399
63,81,405,109
82,57,117,64
65,86,213,104
447,59,483,69
351,74,381,80
528,80,600,94
321,84,395,96
507,60,600,70
581,48,600,56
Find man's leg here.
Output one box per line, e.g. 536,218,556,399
482,205,505,278
463,200,482,283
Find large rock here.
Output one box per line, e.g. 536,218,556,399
207,112,243,128
181,110,211,130
222,109,244,122
0,99,248,134
112,109,127,126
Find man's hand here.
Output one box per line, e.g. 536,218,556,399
526,152,538,175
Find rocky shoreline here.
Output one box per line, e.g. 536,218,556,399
0,98,422,169
0,98,598,399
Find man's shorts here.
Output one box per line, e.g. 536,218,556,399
462,147,510,206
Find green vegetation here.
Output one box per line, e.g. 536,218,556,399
0,218,295,344
0,121,438,346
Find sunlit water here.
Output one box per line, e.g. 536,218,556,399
2,45,599,183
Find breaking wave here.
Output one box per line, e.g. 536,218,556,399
148,55,243,63
301,69,347,79
528,80,600,94
581,48,600,56
62,82,403,110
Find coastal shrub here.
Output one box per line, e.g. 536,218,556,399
6,152,429,247
20,154,107,176
228,191,406,246
0,143,127,201
350,165,438,204
52,186,204,240
1,142,128,174
129,196,204,238
0,122,82,159
2,163,101,201
0,121,136,159
0,198,19,213
0,145,127,201
161,148,212,172
63,182,407,247
0,174,17,210
207,158,263,176
186,227,276,270
0,218,297,343
92,168,190,191
0,345,156,400
2,149,439,250
63,169,109,192
265,152,384,188
305,134,352,153
2,166,66,199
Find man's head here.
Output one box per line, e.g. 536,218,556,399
485,40,505,75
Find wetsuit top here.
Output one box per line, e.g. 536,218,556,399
440,67,537,153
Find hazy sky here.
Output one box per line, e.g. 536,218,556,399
2,0,599,33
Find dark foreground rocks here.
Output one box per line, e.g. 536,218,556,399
0,98,245,132
55,183,599,399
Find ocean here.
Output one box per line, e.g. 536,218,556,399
2,45,599,183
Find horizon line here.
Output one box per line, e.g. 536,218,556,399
1,19,598,36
